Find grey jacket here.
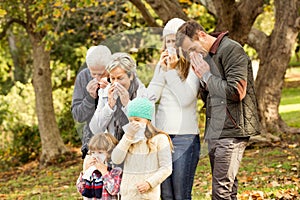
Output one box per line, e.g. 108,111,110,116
202,34,261,139
71,67,96,151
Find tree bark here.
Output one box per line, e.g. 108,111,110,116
248,0,300,134
29,33,69,165
211,0,264,45
144,0,189,24
8,30,26,83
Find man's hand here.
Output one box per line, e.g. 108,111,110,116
86,78,99,99
98,77,110,89
190,52,210,79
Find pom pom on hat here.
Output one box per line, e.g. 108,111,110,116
163,18,186,37
127,98,154,120
86,45,111,68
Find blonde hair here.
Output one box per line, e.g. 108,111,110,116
129,121,173,153
88,133,118,158
162,37,190,81
106,52,136,77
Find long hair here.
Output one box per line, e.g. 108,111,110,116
129,120,173,153
162,37,190,81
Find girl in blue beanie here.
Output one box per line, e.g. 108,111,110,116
111,97,173,200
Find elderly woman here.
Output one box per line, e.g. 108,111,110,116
89,52,154,141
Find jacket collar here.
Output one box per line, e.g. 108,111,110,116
209,31,229,54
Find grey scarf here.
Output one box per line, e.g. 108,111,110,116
114,77,139,141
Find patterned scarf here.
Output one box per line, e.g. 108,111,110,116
114,76,139,141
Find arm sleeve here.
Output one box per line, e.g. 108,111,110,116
89,88,115,134
111,136,134,164
71,73,96,123
145,135,172,188
76,172,86,194
164,69,199,107
89,102,115,134
102,167,122,195
206,44,248,102
147,64,166,103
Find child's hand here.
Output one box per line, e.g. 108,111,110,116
95,160,108,175
137,181,151,194
84,156,96,171
124,121,140,140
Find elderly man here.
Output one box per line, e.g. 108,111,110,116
71,45,112,159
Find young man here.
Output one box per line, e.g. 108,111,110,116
176,20,261,199
71,45,112,159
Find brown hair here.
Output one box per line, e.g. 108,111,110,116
176,20,206,47
88,133,118,159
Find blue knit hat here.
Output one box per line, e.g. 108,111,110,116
127,98,154,120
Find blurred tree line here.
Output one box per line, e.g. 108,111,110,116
0,0,299,168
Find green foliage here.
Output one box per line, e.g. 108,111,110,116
253,0,274,35
185,3,216,32
0,125,40,171
57,100,81,146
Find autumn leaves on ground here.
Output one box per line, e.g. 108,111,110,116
0,134,299,200
0,68,299,200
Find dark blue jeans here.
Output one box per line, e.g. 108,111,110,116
161,134,200,200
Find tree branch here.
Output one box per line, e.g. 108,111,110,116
129,0,160,27
0,19,27,40
247,27,268,56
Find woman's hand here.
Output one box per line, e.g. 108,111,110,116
115,83,130,107
159,50,169,71
167,52,179,70
108,84,117,108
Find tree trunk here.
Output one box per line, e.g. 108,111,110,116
249,0,300,134
145,0,189,24
211,0,264,45
8,30,26,83
30,34,69,165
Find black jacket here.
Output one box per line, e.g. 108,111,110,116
202,34,261,139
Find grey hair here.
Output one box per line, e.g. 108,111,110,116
86,45,112,68
106,52,136,76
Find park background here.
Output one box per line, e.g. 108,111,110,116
0,0,299,199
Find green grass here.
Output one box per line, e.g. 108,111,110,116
279,87,300,128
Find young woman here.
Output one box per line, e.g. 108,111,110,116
147,18,201,200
